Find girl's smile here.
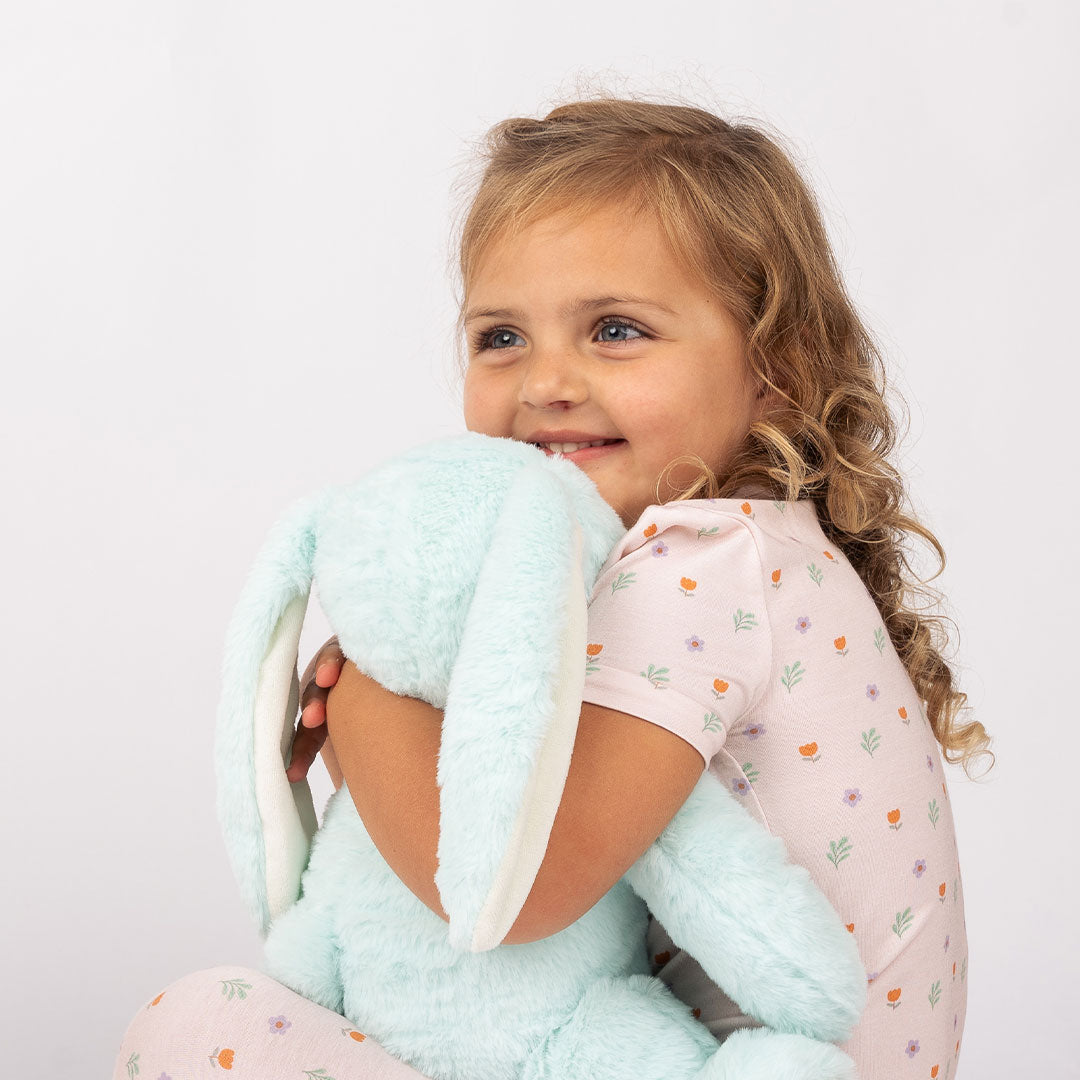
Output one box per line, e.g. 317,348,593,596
461,202,768,528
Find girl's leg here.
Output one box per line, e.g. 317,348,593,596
113,966,430,1079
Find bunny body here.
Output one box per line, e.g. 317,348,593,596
217,433,865,1080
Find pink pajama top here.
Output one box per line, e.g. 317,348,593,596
581,497,969,1079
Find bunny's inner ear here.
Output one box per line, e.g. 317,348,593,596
253,592,318,923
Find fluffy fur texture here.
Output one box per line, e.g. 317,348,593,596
216,432,866,1079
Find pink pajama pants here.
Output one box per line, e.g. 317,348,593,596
113,966,430,1079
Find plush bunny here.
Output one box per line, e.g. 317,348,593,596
216,432,865,1080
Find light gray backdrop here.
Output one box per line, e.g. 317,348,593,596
2,2,1076,1076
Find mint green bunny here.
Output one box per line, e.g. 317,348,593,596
216,432,864,1080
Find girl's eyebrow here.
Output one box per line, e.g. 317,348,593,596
463,295,678,324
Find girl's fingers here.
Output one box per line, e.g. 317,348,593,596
298,637,345,726
300,698,326,729
315,637,345,685
286,720,327,781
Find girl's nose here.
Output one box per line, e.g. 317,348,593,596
516,346,589,410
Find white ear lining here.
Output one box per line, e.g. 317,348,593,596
253,591,318,924
469,524,587,951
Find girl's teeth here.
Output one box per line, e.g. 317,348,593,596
543,440,616,453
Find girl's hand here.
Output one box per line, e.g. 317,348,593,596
285,636,345,782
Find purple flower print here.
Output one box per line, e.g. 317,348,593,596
732,776,750,796
905,1039,920,1059
157,1074,172,1080
927,754,935,772
913,858,927,878
866,684,879,701
843,788,862,808
268,1015,292,1034
866,972,879,983
795,615,811,634
744,722,766,740
944,934,951,953
651,541,669,557
685,635,705,652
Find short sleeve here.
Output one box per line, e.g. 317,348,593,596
581,507,773,766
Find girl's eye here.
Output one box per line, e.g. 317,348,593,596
471,318,647,354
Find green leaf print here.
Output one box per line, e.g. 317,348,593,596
772,500,787,513
781,660,806,693
928,798,940,829
732,608,758,633
219,978,253,1001
826,836,852,868
807,562,824,587
640,664,671,689
960,957,968,982
702,712,723,734
697,525,721,538
874,627,887,655
861,728,881,757
611,570,637,594
742,762,760,784
892,907,914,939
929,980,942,1009
124,1052,139,1079
303,1071,337,1080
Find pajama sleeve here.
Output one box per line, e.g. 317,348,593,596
581,507,773,766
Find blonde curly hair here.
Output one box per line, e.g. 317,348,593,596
448,93,992,776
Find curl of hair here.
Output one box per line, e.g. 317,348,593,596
449,91,992,777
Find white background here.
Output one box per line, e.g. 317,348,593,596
2,2,1077,1076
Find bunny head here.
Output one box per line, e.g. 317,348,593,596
216,432,627,949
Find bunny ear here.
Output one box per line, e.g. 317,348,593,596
434,462,589,952
215,493,324,936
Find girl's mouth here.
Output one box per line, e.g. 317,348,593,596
534,439,626,463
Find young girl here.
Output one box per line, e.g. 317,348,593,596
115,96,991,1079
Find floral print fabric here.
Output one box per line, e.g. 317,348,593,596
581,497,969,1079
114,966,429,1079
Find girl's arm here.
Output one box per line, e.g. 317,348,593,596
325,659,703,945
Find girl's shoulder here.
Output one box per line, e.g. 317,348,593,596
623,495,824,542
599,495,829,578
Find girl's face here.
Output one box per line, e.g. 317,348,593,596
462,203,767,528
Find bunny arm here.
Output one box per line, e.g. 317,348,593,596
624,771,867,1044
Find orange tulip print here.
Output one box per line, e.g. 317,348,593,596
149,992,165,1007
931,1067,940,1079
886,987,902,1009
798,742,820,762
210,1048,235,1070
845,922,855,933
679,576,698,595
712,678,729,697
346,1029,367,1042
834,635,848,656
939,882,947,902
823,550,836,562
643,523,658,538
898,705,909,723
740,501,753,516
771,568,782,589
585,643,603,674
887,809,902,830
